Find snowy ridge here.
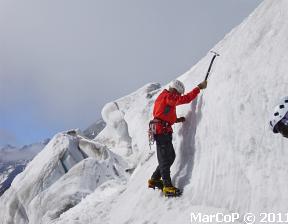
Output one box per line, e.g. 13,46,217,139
1,0,288,223
0,132,128,223
95,83,161,167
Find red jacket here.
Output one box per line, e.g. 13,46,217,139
153,87,200,134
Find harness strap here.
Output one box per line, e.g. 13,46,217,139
150,118,170,127
148,118,171,149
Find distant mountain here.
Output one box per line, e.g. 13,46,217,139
0,144,16,151
0,139,49,197
0,139,50,162
82,119,106,139
0,161,26,197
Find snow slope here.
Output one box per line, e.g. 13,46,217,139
1,0,288,223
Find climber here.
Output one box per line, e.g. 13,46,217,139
148,79,207,197
270,96,288,138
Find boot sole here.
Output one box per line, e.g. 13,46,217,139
163,190,182,197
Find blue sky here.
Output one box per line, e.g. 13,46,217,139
0,0,263,146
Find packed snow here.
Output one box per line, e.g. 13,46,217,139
1,0,288,224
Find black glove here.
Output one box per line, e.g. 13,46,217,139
176,117,186,123
197,80,208,90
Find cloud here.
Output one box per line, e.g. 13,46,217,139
0,129,18,146
0,0,263,145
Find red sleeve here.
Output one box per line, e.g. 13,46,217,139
166,87,200,106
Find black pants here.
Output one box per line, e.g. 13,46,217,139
151,133,175,187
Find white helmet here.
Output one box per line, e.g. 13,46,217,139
169,80,185,94
270,96,288,133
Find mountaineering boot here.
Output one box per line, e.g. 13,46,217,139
163,186,182,197
148,179,164,190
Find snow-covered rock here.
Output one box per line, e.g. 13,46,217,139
95,83,161,167
0,133,128,224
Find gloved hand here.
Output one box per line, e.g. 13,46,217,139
198,80,208,90
176,117,186,123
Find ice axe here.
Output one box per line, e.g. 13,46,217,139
204,51,220,81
